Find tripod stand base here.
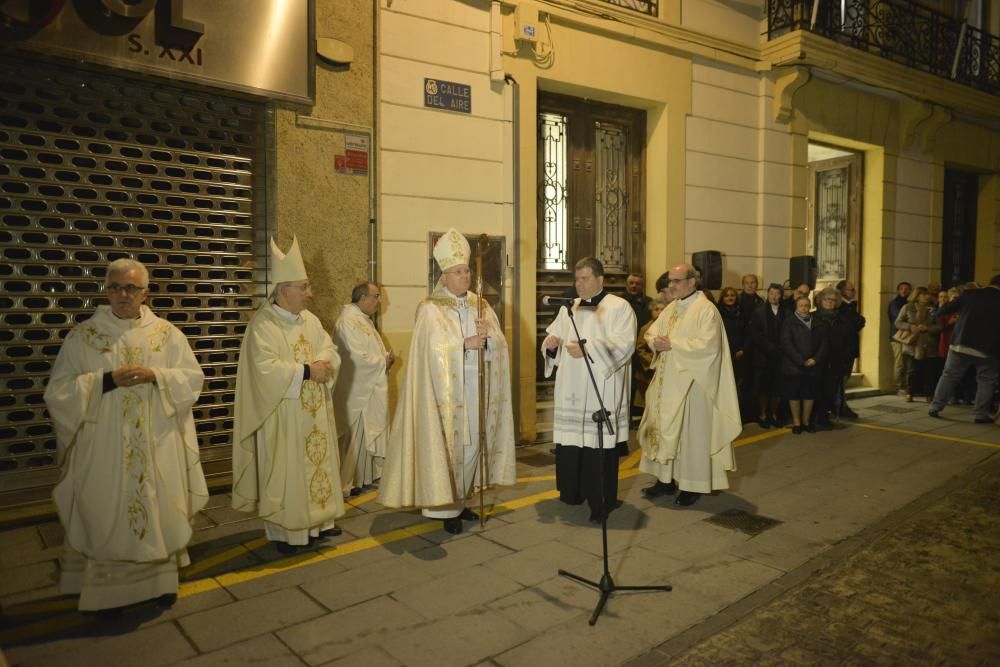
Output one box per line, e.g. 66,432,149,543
558,569,672,626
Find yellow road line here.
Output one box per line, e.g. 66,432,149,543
850,421,1000,449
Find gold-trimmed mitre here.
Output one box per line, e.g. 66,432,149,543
270,235,308,292
433,228,470,272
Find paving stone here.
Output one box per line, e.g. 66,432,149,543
35,522,64,549
188,517,263,547
175,633,302,667
667,555,784,605
478,512,574,551
0,527,45,569
300,552,437,612
223,553,349,601
405,534,515,576
634,520,751,562
487,574,603,631
337,508,426,539
380,607,528,667
393,565,523,619
318,645,403,667
178,587,326,652
0,560,59,597
325,534,436,571
5,620,196,667
278,595,428,665
482,539,597,587
202,505,263,526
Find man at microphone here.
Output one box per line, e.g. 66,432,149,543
542,257,636,523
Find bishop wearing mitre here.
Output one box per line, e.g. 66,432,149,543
232,236,345,553
378,228,516,534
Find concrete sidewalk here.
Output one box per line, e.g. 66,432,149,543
1,395,998,666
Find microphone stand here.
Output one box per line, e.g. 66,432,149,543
556,302,671,625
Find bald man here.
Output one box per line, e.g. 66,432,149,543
637,263,742,506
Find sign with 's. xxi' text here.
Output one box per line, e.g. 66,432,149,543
424,78,471,114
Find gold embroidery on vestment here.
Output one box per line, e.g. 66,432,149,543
305,425,333,507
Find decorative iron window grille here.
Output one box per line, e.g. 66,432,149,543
600,0,658,16
767,0,999,96
815,168,849,281
595,122,628,273
539,112,569,271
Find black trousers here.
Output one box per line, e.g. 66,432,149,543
555,444,620,516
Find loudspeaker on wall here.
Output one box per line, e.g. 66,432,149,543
789,255,818,289
691,250,722,290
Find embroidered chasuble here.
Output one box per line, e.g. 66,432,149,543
543,292,636,448
379,288,516,511
232,304,345,540
638,291,741,492
44,305,208,610
332,303,390,489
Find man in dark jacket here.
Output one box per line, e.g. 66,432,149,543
835,280,866,418
928,275,1000,423
888,281,912,393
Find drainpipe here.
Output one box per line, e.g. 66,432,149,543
370,0,379,282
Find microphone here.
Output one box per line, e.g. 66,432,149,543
541,295,576,307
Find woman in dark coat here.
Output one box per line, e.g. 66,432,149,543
812,287,855,427
717,287,748,418
748,283,786,428
780,295,829,434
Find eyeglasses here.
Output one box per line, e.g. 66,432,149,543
105,283,146,296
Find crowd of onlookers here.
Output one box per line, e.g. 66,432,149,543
628,271,1000,432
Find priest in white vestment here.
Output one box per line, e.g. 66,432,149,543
232,237,345,554
542,257,636,523
638,263,742,507
332,281,393,495
44,258,208,613
379,228,516,535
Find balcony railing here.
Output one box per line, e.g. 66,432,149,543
767,0,1000,96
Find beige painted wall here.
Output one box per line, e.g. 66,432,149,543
272,0,374,332
376,0,515,409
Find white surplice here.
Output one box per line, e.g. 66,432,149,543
43,305,208,610
331,303,390,490
638,291,741,492
378,288,516,518
543,292,636,448
232,303,345,545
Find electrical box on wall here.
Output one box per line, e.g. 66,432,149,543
514,2,539,43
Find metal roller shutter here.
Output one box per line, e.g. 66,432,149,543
0,55,265,510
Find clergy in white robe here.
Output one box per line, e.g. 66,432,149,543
542,257,636,522
43,259,208,612
638,263,741,507
232,237,345,553
379,229,516,535
332,282,393,494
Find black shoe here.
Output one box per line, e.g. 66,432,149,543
459,508,479,521
674,491,701,507
349,487,363,497
791,425,802,434
928,409,941,418
443,517,464,534
805,423,817,433
155,593,177,609
641,481,677,499
840,407,859,419
319,527,342,538
814,418,834,430
974,417,993,424
757,417,771,429
274,541,301,555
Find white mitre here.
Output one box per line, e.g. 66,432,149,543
433,228,470,271
269,235,308,293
